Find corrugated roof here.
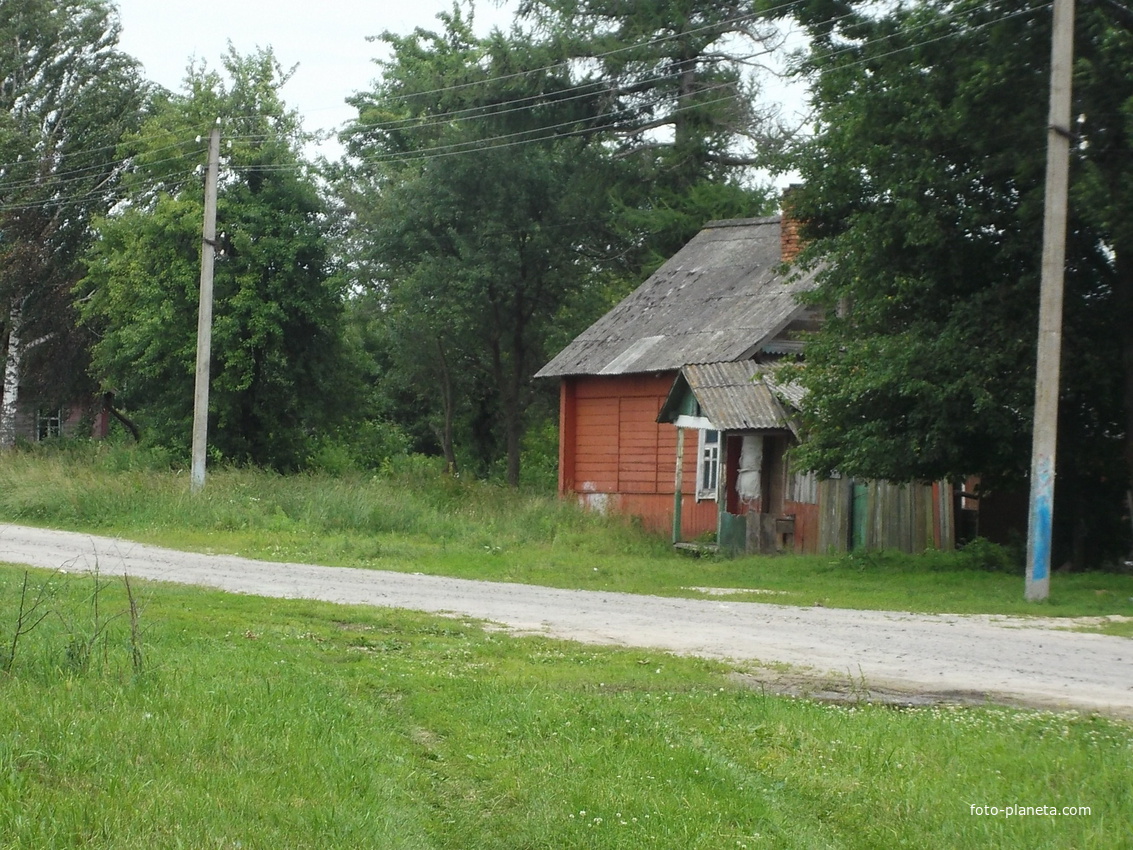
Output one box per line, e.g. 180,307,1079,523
684,362,788,431
657,361,801,432
535,217,821,378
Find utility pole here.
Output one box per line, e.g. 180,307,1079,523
1026,0,1075,601
191,125,220,493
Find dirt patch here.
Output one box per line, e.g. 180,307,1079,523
727,670,1133,718
684,586,789,597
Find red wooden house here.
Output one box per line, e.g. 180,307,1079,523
536,215,957,554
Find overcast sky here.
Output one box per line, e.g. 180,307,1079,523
113,0,517,157
112,0,805,178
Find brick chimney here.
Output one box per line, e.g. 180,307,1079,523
779,184,804,264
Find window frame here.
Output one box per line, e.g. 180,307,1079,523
696,428,721,501
36,408,64,441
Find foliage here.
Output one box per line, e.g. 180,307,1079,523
519,0,782,266
1,564,1132,847
337,2,786,485
0,0,147,427
777,0,1133,565
78,48,345,470
340,10,624,485
305,419,410,475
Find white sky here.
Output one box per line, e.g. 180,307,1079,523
113,0,517,158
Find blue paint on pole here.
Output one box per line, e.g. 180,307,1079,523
1030,494,1052,582
1026,455,1055,594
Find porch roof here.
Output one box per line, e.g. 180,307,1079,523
656,361,801,434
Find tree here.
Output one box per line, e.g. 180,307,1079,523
0,0,146,446
340,10,625,485
79,48,345,469
779,0,1133,564
519,0,782,267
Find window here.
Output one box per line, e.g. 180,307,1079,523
36,408,63,441
696,429,720,501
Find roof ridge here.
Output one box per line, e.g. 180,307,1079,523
702,216,780,229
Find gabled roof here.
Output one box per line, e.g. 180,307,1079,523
535,217,821,378
656,361,801,434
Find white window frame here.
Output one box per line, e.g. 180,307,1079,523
696,428,721,501
36,408,63,441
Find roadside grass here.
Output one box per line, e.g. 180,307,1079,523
0,564,1129,849
2,445,1133,621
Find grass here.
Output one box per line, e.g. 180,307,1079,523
2,442,1133,622
0,564,1129,849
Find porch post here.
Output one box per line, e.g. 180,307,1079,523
672,427,685,544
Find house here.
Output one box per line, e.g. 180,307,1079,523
535,215,957,554
0,391,110,445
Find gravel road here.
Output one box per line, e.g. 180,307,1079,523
3,523,1131,716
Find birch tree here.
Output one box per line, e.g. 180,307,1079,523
0,0,145,446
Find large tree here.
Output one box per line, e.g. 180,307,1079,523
520,0,782,268
340,9,624,485
779,0,1133,564
0,0,146,445
80,48,344,469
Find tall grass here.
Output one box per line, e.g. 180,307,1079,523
3,442,1133,620
0,442,666,556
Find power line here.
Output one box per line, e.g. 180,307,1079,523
343,4,795,111
798,0,1053,73
237,80,741,174
239,3,1057,176
0,139,204,197
0,1,1065,208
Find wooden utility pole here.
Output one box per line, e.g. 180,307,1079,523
1026,0,1075,601
191,126,220,493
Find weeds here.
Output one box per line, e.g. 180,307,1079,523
2,571,54,674
0,567,146,680
124,574,144,676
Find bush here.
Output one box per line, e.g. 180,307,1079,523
954,537,1022,573
306,420,410,475
519,419,560,492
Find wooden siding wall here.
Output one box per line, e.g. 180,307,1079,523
8,399,107,442
785,500,820,554
818,478,853,553
559,375,717,537
817,478,955,553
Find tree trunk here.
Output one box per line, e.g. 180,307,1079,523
505,405,522,488
0,300,24,449
1117,246,1133,556
435,336,458,475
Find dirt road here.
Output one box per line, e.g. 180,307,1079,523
3,523,1131,716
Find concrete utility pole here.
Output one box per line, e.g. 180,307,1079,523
1026,0,1075,601
191,125,220,493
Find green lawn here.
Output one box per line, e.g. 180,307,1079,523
1,565,1129,849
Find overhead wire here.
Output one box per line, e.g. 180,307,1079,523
0,137,205,196
336,2,803,112
235,79,743,174
307,0,1009,137
0,166,201,215
0,0,1065,207
237,0,1059,176
243,1,1054,152
800,0,1053,72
